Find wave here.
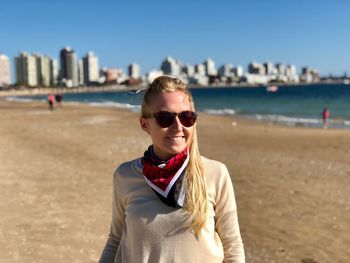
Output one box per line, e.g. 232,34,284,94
202,108,350,129
5,96,45,103
87,101,141,112
203,108,236,115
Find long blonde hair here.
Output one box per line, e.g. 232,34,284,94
141,76,207,236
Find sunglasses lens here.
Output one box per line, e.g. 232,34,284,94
155,112,175,128
179,111,197,127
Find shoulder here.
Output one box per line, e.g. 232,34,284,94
201,156,229,176
113,158,143,183
200,156,231,187
111,158,143,196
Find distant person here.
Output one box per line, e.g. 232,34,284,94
99,76,245,262
322,107,330,129
55,93,63,109
47,93,55,111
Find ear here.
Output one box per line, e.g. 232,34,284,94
140,117,150,134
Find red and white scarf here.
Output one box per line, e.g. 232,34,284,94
141,146,189,207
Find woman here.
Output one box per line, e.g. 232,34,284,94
99,76,245,263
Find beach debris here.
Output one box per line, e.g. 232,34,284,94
231,121,237,127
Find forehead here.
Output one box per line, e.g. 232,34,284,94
149,91,191,112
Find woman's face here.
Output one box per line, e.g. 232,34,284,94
140,91,194,160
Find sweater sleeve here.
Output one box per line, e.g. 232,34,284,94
214,164,245,263
99,168,126,263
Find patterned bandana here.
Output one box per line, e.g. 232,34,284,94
141,146,189,207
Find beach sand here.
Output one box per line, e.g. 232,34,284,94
0,99,349,263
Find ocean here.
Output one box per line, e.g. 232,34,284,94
8,83,350,129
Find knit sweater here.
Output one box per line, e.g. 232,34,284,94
99,156,245,263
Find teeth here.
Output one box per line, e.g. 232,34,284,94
169,136,183,141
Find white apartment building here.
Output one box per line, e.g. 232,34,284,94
0,54,11,86
248,62,266,75
15,52,38,87
78,59,85,85
195,64,206,76
50,59,59,86
128,63,141,79
182,64,195,77
83,51,99,84
203,58,217,76
160,56,181,77
232,66,244,78
218,64,234,77
34,54,51,87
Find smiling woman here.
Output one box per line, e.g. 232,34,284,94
99,76,245,263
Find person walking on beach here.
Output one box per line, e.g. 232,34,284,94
99,76,245,263
47,93,55,111
322,107,330,129
55,93,63,109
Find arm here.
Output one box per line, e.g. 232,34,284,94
99,169,126,263
214,164,245,263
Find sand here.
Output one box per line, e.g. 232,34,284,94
0,99,349,263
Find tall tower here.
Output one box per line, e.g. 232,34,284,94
34,53,51,87
60,46,79,87
50,58,59,86
15,52,38,87
83,51,99,85
0,53,11,86
128,63,141,79
203,58,217,76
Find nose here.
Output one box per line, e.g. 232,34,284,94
171,116,183,131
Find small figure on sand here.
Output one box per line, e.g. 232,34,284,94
47,93,55,111
322,107,330,129
55,93,63,109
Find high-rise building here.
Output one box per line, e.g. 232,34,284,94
203,58,217,76
182,65,195,77
195,64,206,76
218,64,233,77
248,62,266,75
160,56,181,77
128,63,141,79
15,52,38,87
60,47,79,87
232,66,244,78
0,53,11,86
263,62,275,75
78,59,85,86
83,51,99,85
275,63,287,75
33,53,51,87
50,59,59,86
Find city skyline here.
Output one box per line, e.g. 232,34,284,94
1,0,349,79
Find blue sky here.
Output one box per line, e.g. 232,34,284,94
1,0,349,77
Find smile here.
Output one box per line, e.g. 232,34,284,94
167,136,185,141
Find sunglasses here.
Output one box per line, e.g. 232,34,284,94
143,110,198,128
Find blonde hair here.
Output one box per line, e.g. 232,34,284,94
141,76,207,236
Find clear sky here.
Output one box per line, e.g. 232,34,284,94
1,0,349,77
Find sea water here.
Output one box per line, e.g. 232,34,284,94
9,83,350,129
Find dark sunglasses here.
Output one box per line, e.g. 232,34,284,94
143,110,198,128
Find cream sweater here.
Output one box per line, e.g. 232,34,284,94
99,156,245,263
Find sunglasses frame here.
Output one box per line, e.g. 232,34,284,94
143,110,198,128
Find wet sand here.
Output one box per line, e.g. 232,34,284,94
0,99,349,263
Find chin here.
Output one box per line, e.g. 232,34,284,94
166,144,188,155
